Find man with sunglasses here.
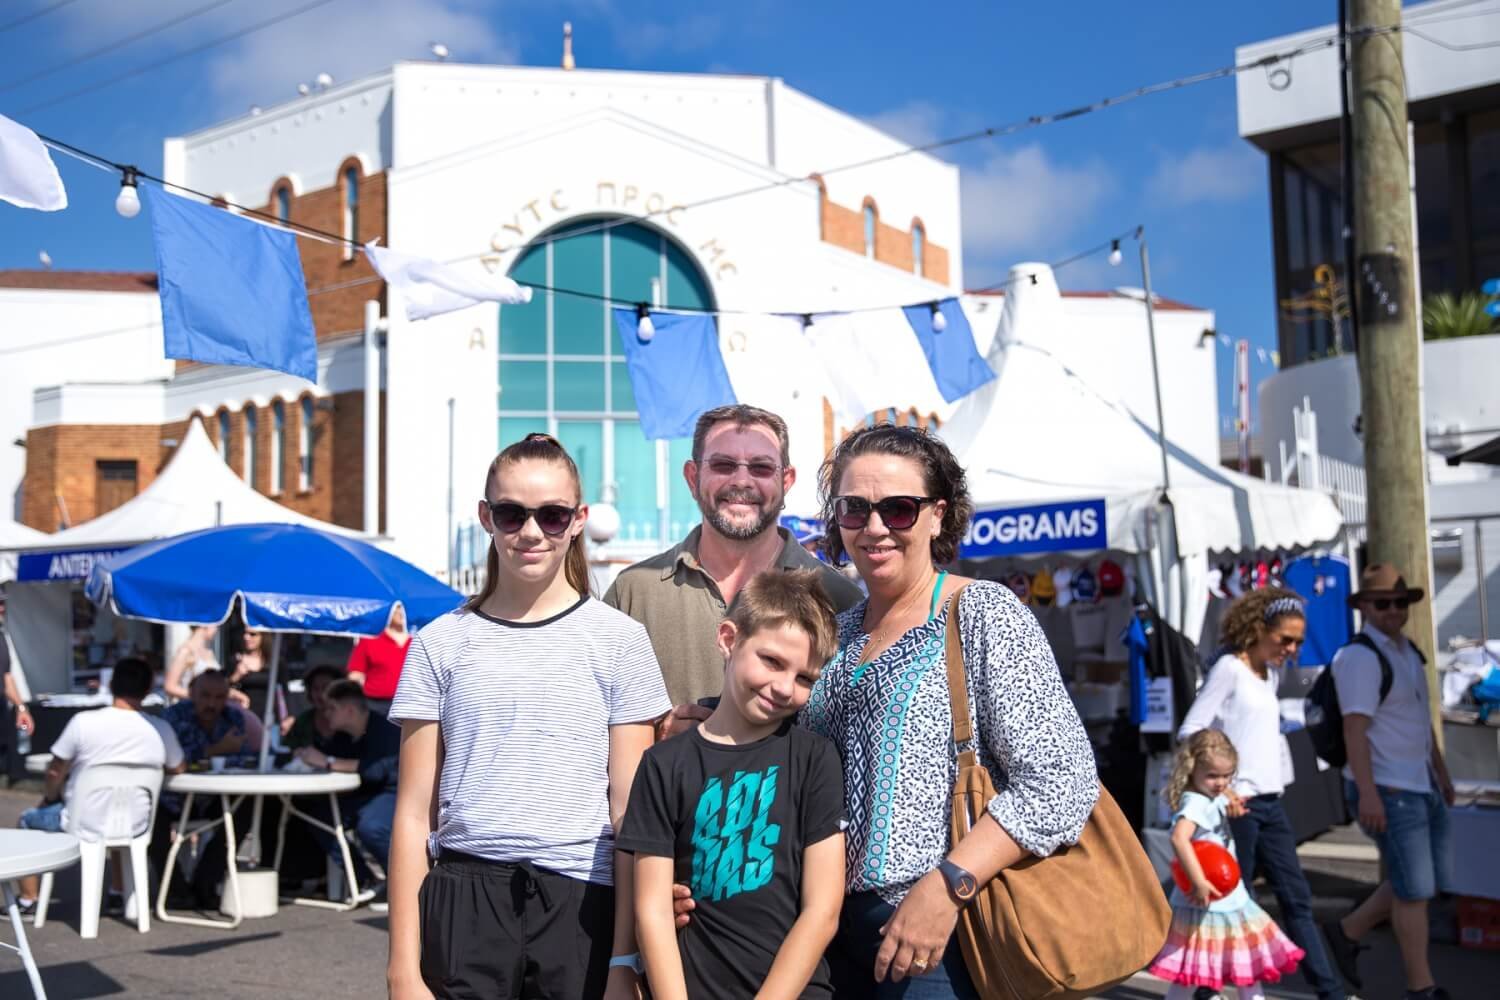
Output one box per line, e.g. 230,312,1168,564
605,405,863,724
1323,565,1456,1000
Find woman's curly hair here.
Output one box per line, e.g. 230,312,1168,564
1217,586,1306,653
1165,729,1238,811
816,424,974,566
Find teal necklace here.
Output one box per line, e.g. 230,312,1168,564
848,570,947,687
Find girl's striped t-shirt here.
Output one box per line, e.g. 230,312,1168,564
389,596,672,884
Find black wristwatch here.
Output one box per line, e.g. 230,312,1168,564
936,859,979,903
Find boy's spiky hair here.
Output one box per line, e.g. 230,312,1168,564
725,568,839,666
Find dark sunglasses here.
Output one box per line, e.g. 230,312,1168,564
702,457,782,479
1270,633,1304,648
485,500,577,537
1370,597,1411,611
833,495,937,531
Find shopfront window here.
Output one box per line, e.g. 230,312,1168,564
1273,102,1500,369
244,407,259,487
1470,109,1500,286
499,218,712,545
271,400,286,493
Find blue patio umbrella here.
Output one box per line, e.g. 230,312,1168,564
86,522,463,635
86,523,463,786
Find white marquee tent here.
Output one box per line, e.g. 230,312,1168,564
942,264,1343,639
2,417,364,694
0,519,46,584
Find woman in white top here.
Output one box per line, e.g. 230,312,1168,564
386,434,670,1000
1178,588,1348,1000
163,624,219,702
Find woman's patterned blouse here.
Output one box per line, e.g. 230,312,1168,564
803,580,1098,904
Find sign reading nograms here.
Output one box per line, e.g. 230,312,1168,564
961,499,1107,558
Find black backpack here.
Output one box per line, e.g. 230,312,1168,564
1304,634,1422,767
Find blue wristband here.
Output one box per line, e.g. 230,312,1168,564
608,954,643,974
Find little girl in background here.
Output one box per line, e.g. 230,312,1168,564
1149,730,1305,999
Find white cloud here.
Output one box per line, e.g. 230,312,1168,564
622,13,729,57
207,0,516,110
1147,142,1262,205
863,100,946,149
54,0,517,115
959,144,1115,259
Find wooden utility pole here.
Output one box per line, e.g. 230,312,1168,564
1349,1,1438,689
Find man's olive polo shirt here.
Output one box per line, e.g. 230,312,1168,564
603,526,865,706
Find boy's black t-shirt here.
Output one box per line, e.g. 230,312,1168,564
618,721,847,1000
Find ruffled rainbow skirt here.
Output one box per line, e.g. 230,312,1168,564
1147,899,1305,989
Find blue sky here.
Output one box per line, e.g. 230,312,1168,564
0,1,1346,431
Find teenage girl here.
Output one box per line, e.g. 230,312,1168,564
1148,729,1305,999
386,434,671,999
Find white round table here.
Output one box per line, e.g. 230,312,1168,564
157,770,363,930
0,830,80,1000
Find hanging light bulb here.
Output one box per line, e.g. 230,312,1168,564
115,167,141,219
929,301,947,333
1108,239,1122,267
636,302,655,342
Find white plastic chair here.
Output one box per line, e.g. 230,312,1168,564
34,764,164,939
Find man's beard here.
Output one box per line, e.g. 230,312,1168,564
699,485,783,541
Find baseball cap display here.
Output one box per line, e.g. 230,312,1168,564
1070,567,1099,604
1053,567,1075,607
1004,571,1032,604
1031,568,1057,606
1098,559,1125,597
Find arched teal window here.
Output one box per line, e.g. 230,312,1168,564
499,218,715,544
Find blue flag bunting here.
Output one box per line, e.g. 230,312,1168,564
611,308,737,440
147,187,318,382
900,298,994,402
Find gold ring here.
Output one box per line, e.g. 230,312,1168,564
911,959,929,971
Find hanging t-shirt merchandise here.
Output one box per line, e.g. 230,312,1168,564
1283,554,1353,667
617,722,847,1000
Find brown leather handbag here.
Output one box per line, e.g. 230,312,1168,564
944,588,1170,999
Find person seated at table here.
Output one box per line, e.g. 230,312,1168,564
296,679,399,909
162,669,265,766
154,669,266,909
13,657,185,915
280,664,356,755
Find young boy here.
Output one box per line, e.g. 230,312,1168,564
619,568,847,1000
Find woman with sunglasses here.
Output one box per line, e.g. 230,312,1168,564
386,434,669,1000
801,424,1097,997
1178,589,1349,1000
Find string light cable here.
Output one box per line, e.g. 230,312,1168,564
0,0,242,95
33,24,1379,318
1402,25,1500,51
0,222,1150,358
0,0,83,36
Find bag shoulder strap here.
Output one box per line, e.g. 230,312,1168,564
944,583,975,748
1346,633,1395,703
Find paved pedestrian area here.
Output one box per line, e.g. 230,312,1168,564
0,787,1489,999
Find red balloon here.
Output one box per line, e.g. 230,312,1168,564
1171,841,1241,897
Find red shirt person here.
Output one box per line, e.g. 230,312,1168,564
345,605,412,702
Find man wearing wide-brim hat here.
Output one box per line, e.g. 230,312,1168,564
1322,565,1456,1000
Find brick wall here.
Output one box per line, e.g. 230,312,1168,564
329,389,386,532
815,186,950,283
20,389,388,534
20,423,181,530
283,163,388,338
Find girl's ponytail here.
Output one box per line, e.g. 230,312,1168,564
466,433,593,613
